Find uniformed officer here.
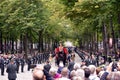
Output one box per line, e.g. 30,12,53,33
20,57,25,72
0,55,5,75
15,57,20,73
27,57,32,71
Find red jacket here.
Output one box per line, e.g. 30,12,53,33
55,47,68,59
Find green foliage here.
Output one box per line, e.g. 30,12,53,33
60,0,78,8
0,0,50,41
0,0,120,48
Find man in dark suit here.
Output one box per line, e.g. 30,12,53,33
6,59,17,80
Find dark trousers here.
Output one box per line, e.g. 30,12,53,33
57,58,66,66
38,59,41,64
28,64,31,71
21,64,24,72
16,65,19,73
1,65,4,75
9,79,16,80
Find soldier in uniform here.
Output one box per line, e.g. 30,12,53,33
38,54,41,64
15,56,20,73
27,56,32,71
0,55,5,75
20,56,25,72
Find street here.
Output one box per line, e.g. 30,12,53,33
0,53,81,80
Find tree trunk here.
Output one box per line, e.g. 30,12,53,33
23,33,28,59
48,39,51,51
20,34,23,53
110,15,116,54
96,29,99,52
102,22,109,61
41,36,44,52
29,31,33,54
4,38,7,53
118,13,120,34
0,30,3,54
118,13,120,37
44,37,47,51
78,38,83,49
15,40,17,53
117,13,120,50
94,32,97,52
53,40,57,50
30,43,33,54
38,30,43,52
5,37,9,53
11,37,14,54
92,34,95,52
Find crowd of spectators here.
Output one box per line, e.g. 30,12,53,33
32,52,120,80
1,49,120,80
